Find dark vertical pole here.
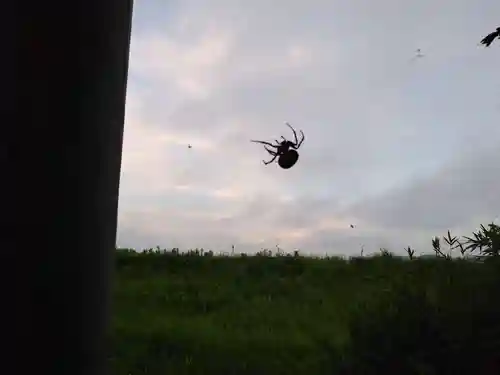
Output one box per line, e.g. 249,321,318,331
4,0,133,374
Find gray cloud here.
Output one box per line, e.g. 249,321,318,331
118,0,500,255
344,144,500,231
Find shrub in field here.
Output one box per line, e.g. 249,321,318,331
112,222,500,374
464,223,500,258
342,259,500,375
378,248,393,257
342,283,445,374
431,224,500,260
405,246,415,259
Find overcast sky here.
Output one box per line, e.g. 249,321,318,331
117,0,500,256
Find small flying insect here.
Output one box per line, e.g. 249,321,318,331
409,48,425,62
479,27,500,48
251,122,305,169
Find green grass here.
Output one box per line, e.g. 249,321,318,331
110,245,500,374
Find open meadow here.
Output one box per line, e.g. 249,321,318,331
109,224,500,374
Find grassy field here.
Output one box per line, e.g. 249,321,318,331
110,225,500,374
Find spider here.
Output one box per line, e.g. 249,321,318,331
479,27,500,48
250,122,305,169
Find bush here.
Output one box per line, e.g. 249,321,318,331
343,260,500,375
111,223,500,374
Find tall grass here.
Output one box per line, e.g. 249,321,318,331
110,223,500,374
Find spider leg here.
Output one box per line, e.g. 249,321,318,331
250,140,278,148
296,130,305,148
264,146,277,156
285,122,299,144
290,130,305,149
263,154,278,165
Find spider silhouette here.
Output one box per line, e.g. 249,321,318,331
251,122,305,169
480,27,500,47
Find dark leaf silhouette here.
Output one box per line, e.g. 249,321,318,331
480,27,500,47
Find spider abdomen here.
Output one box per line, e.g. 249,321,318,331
278,150,299,169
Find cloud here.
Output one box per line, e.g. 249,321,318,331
118,0,500,255
345,144,500,229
